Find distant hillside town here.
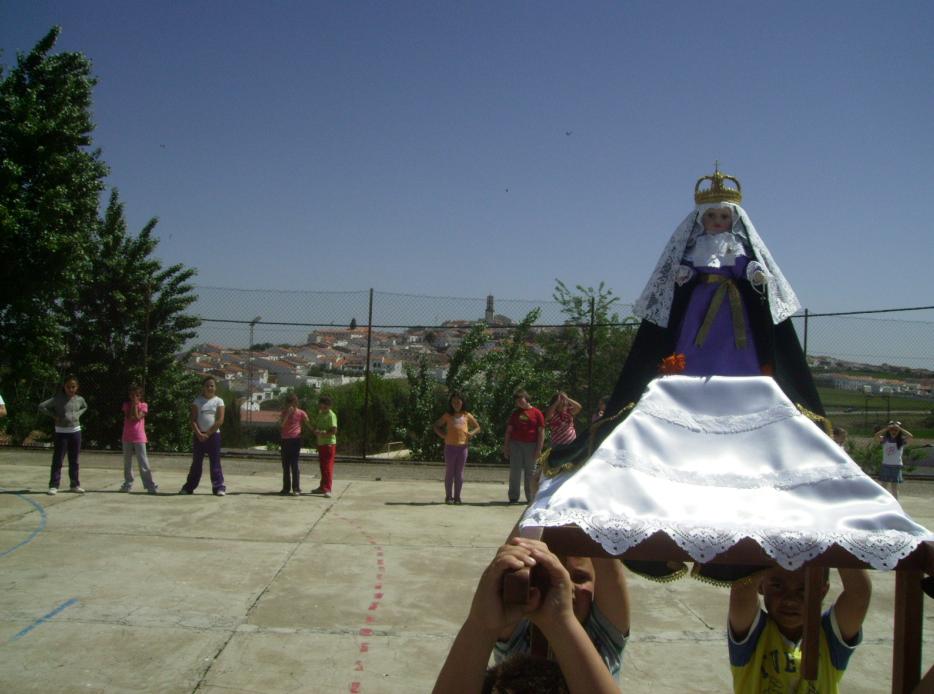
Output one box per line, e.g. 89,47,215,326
809,356,934,398
181,296,934,420
183,295,520,414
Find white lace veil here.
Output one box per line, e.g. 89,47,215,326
632,202,800,327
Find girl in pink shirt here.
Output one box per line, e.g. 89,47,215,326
121,384,158,494
279,393,309,495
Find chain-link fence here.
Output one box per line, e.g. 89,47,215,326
191,286,933,369
184,287,933,455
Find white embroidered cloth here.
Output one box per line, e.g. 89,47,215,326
521,375,932,570
632,203,800,328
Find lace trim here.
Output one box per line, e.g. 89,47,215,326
633,203,801,327
635,398,800,434
521,508,928,571
597,449,866,490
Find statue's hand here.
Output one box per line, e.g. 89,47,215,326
675,265,694,286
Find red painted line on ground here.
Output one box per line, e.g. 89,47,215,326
334,514,389,694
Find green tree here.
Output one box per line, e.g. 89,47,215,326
401,357,445,459
426,309,555,462
293,379,411,455
539,279,636,419
62,190,201,450
0,27,108,439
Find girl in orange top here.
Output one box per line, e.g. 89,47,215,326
433,391,481,505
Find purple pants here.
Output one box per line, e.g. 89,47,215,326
444,444,468,500
50,431,81,489
183,432,225,493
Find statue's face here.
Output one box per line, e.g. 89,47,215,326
702,207,732,234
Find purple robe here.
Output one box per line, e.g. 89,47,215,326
674,256,761,376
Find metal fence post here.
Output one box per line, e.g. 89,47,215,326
361,288,374,459
586,296,596,421
142,283,151,391
803,307,809,357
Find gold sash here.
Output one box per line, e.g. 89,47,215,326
694,274,746,349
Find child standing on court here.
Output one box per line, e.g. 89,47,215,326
120,384,158,494
310,395,337,498
502,389,545,505
433,391,481,505
279,393,309,496
544,391,582,446
39,375,88,495
180,377,226,496
875,420,913,499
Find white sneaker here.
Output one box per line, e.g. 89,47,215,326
48,487,58,495
214,490,226,497
119,482,132,492
70,486,85,494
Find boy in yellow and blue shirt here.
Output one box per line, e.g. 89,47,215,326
728,566,871,693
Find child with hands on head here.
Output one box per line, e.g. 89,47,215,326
874,420,913,499
433,538,623,694
544,391,582,446
278,393,309,496
120,384,158,494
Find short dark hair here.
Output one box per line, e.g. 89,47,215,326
202,376,217,387
318,395,332,406
482,654,569,694
513,388,529,401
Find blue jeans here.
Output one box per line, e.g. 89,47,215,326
280,438,302,492
50,431,81,488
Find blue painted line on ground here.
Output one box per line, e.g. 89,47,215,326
0,492,48,559
10,598,79,642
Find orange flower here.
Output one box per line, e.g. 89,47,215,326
659,353,686,375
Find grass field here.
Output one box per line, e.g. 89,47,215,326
816,387,934,438
817,387,933,412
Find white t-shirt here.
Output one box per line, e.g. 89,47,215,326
193,395,224,433
882,440,903,467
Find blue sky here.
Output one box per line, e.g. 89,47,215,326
2,1,933,317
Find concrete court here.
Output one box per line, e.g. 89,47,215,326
0,449,931,693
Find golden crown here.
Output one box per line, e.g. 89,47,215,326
694,165,742,205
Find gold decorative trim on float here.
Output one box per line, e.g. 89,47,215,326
538,403,636,478
795,403,834,436
690,563,758,589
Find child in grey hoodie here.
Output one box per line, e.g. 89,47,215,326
39,375,88,495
